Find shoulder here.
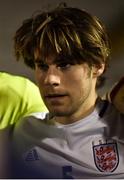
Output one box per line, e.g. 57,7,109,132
103,99,124,119
101,100,124,138
106,76,124,114
14,112,49,130
0,72,47,126
96,98,124,127
0,72,39,94
0,73,27,102
0,72,29,94
12,112,49,142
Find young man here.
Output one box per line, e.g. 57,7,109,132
11,4,124,178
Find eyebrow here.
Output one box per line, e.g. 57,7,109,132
34,54,74,64
34,59,44,63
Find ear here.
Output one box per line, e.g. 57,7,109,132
92,63,105,78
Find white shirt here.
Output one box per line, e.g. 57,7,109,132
11,99,124,178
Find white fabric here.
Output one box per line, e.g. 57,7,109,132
12,99,124,178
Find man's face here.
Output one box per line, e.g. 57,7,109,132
34,54,98,118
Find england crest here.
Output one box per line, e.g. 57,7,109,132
93,142,119,172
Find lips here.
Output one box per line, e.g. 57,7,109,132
45,94,67,98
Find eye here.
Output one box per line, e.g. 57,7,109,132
57,62,72,70
35,63,49,71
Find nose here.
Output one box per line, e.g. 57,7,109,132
44,66,60,86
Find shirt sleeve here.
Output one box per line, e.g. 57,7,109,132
21,78,48,117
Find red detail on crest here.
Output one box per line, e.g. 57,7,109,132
93,142,119,172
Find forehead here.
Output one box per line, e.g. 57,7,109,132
34,53,58,63
42,54,58,64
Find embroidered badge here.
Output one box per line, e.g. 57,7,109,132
93,141,119,172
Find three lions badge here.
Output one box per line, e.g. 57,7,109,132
93,141,119,172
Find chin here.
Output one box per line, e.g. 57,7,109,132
51,111,65,116
51,109,72,117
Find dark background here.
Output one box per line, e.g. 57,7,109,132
0,0,124,95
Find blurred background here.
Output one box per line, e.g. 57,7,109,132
0,0,124,95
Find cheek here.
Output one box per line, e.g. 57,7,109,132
66,74,84,94
35,70,39,83
70,71,92,94
35,67,43,80
35,69,44,87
